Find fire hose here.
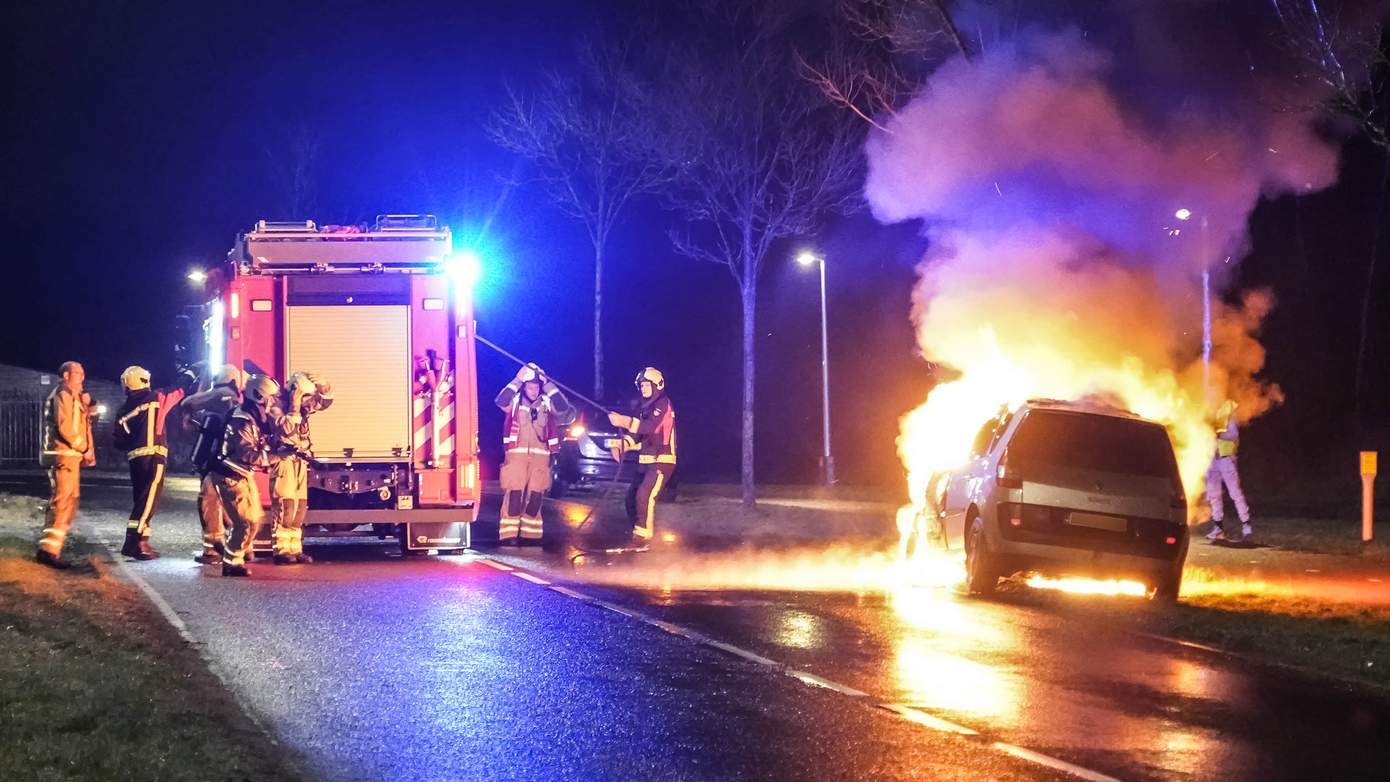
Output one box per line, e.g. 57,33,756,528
474,334,649,560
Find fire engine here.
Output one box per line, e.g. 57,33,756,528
193,215,481,553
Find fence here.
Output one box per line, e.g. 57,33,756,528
0,399,124,469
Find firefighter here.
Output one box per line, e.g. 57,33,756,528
1205,399,1252,542
182,364,243,564
495,363,575,544
268,371,333,564
36,361,98,569
608,367,676,548
213,374,279,577
112,365,196,560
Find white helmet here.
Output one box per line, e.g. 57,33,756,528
213,364,244,391
634,367,665,391
287,371,318,396
120,366,151,392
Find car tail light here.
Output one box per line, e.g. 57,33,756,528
568,424,586,440
996,451,1021,489
1009,517,1023,527
1165,536,1178,545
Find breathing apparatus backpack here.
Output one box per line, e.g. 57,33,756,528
190,411,227,476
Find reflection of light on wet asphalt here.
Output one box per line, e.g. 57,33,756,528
1026,575,1148,597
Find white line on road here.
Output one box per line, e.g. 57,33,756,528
478,558,514,571
786,669,869,698
992,742,1123,782
878,703,978,736
511,571,550,585
548,585,593,601
99,535,200,647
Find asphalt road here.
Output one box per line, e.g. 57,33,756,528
5,472,1388,781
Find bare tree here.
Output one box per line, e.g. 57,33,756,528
487,40,668,399
640,2,864,507
1272,0,1389,415
797,0,970,132
265,120,322,220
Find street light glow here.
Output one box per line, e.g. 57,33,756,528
1174,208,1192,221
187,268,208,284
796,250,820,267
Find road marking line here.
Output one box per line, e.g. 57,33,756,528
479,559,513,571
878,703,978,736
512,571,550,585
786,669,869,698
991,742,1122,782
594,600,640,618
701,639,781,667
100,537,200,647
548,585,592,601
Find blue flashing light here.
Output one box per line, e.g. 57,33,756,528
443,250,483,295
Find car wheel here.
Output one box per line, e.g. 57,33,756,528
964,517,999,595
1150,565,1182,603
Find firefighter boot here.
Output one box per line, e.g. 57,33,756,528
138,535,160,560
120,529,150,559
222,562,252,577
194,551,223,565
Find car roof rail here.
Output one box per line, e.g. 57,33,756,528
256,220,317,232
373,214,438,231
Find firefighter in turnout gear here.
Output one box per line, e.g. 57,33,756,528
213,374,279,577
608,367,676,547
1205,399,1253,542
495,363,575,544
36,361,97,569
182,364,243,564
268,371,333,564
112,365,196,560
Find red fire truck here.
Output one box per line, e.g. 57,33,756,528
197,215,481,553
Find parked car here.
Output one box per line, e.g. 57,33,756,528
933,399,1189,600
550,410,678,501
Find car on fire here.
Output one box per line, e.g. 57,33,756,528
932,399,1189,600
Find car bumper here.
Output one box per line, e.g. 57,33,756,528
990,537,1186,580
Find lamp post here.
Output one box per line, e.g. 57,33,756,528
796,250,836,485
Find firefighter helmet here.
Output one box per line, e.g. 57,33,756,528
120,366,151,392
212,364,244,391
243,374,281,409
634,367,665,391
287,371,318,396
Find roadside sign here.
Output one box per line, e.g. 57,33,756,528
1361,451,1377,477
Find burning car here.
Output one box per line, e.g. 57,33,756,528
932,399,1188,600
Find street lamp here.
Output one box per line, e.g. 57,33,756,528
796,250,836,485
187,268,208,286
1174,208,1212,401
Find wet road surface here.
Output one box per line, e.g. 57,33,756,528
6,473,1388,781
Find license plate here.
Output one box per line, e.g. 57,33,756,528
1065,512,1127,532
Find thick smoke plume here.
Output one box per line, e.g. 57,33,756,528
866,10,1361,517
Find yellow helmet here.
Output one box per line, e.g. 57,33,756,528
243,374,281,408
120,366,151,392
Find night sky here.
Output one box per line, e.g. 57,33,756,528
4,1,1389,499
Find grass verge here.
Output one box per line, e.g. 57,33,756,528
0,494,310,781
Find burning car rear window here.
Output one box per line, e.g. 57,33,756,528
1007,410,1178,479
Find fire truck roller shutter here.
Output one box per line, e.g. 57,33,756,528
286,304,412,461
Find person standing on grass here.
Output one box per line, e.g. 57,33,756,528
36,361,98,569
1205,399,1253,542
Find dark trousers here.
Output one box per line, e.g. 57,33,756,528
127,456,167,536
625,464,674,540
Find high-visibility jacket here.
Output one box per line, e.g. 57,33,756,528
269,386,334,458
495,380,574,455
215,407,271,479
623,392,676,465
1215,414,1239,458
41,385,93,463
114,386,188,461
